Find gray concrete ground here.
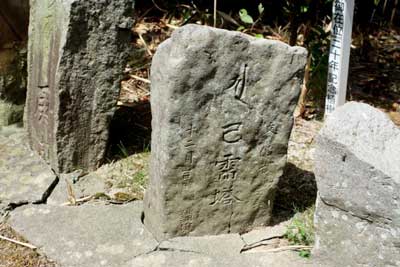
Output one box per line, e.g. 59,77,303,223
0,124,317,267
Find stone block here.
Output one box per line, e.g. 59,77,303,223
144,24,307,239
313,102,400,267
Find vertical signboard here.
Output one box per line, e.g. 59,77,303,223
325,0,355,115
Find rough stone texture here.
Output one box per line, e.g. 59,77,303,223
125,250,313,267
0,124,57,211
144,24,307,239
8,202,158,267
313,102,400,267
241,222,287,246
25,0,134,173
158,234,245,257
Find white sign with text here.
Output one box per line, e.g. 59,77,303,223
325,0,355,115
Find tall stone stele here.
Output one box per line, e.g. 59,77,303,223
25,0,134,173
144,24,307,239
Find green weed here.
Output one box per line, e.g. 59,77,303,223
285,205,315,258
117,141,129,158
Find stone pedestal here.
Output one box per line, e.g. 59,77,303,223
144,25,307,239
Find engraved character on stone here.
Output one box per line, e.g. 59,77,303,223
226,64,249,105
180,209,193,234
215,154,241,181
185,151,194,165
210,185,241,206
37,87,50,125
222,122,242,143
182,170,192,185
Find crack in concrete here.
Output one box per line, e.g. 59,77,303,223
319,196,393,225
130,243,160,259
240,236,284,253
128,241,206,263
240,232,285,251
238,233,247,246
1,170,59,215
34,175,59,204
157,246,204,254
1,200,28,218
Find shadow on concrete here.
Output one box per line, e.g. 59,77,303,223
272,162,317,224
107,103,152,161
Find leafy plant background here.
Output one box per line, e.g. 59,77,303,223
133,0,399,119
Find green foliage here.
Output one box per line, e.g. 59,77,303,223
237,3,265,38
299,250,311,258
285,206,315,258
140,0,399,116
300,5,308,13
238,3,264,26
239,9,254,24
285,206,315,246
258,3,264,15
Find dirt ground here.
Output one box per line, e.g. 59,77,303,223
0,223,56,267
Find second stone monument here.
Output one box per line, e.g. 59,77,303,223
144,24,307,239
25,0,134,173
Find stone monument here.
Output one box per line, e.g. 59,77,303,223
25,0,134,173
144,24,307,239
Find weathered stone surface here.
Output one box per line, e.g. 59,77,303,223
144,24,307,239
313,102,400,267
25,0,134,173
158,233,245,257
0,124,57,211
125,250,313,267
8,202,158,267
241,222,287,246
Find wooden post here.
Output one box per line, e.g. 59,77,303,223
325,0,355,115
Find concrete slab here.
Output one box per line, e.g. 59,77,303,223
8,201,158,267
241,221,287,246
0,125,57,209
158,233,244,257
7,199,317,267
125,250,313,267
